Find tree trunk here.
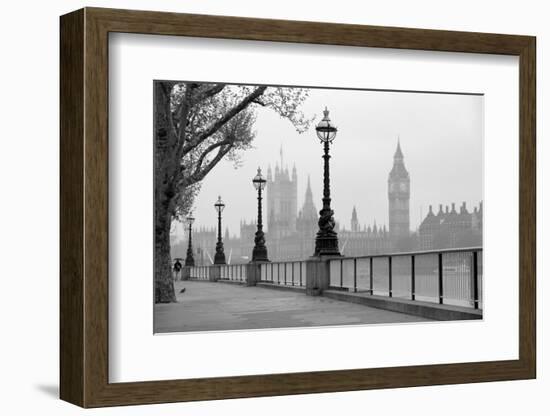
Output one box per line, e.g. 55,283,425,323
155,201,176,303
154,81,177,303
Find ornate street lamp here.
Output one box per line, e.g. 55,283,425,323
251,167,269,262
184,214,195,267
314,107,341,256
213,196,226,265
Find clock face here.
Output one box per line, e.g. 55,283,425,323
400,182,407,191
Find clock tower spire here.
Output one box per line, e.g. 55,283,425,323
388,137,410,242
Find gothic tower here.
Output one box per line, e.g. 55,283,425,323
388,138,410,241
266,146,298,240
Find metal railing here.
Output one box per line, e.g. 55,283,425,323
219,264,247,282
260,261,307,287
328,247,482,309
189,266,210,280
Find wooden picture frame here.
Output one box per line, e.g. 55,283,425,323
60,7,536,408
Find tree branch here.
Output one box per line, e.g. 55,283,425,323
192,136,235,177
195,86,267,144
185,144,233,186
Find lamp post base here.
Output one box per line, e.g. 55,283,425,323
251,246,269,263
314,233,341,257
213,254,226,265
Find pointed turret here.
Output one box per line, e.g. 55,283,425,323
351,206,359,232
436,204,445,222
394,136,404,160
389,137,408,178
299,175,317,222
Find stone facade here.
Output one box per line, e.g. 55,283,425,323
418,202,483,250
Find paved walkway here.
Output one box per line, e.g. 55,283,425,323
154,280,431,333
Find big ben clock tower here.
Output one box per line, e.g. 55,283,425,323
388,139,410,242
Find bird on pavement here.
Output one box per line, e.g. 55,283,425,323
179,287,186,294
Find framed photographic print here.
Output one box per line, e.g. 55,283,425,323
60,7,536,408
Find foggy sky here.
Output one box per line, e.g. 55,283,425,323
174,86,483,239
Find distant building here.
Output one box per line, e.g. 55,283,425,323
418,202,483,250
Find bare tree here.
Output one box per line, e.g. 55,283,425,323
154,81,311,302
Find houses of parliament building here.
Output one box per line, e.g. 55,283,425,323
172,142,482,264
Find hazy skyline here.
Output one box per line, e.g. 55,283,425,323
173,85,483,240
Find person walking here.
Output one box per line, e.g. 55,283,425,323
173,259,182,281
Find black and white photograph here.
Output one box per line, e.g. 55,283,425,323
1,0,544,413
153,81,483,333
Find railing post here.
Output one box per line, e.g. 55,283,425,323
438,252,444,304
246,261,265,286
300,262,303,286
292,262,295,286
340,259,344,288
209,265,221,282
353,258,357,293
388,256,393,298
369,257,373,295
271,262,273,282
472,250,479,309
284,263,287,285
305,256,331,296
411,255,416,301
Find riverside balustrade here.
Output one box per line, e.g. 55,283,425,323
189,266,210,280
328,247,482,309
219,263,247,282
260,261,307,287
185,247,482,310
